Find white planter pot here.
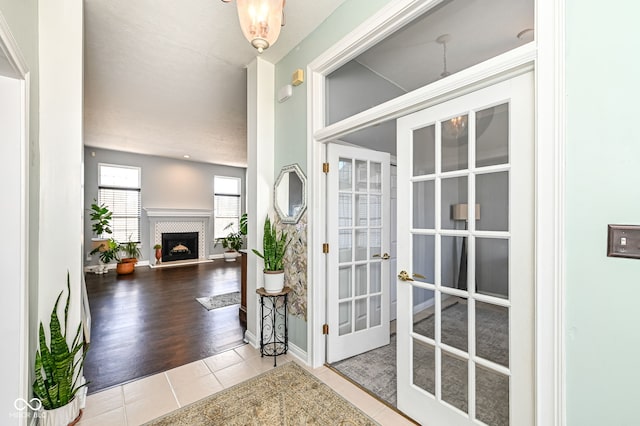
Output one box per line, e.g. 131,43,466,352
223,251,237,262
38,397,81,426
263,270,285,293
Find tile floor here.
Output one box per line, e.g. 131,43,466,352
77,344,415,426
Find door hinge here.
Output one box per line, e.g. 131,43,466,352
323,324,329,335
322,162,329,173
322,243,329,253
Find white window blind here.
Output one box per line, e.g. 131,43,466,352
214,176,241,239
98,164,141,243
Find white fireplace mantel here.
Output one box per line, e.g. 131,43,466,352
144,208,213,218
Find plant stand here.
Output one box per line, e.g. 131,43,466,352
256,286,290,367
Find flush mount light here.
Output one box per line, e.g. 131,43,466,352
221,0,285,54
183,155,190,159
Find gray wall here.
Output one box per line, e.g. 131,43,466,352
327,60,406,125
84,148,246,265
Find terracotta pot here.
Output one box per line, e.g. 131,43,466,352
155,248,162,264
121,257,138,264
116,261,135,275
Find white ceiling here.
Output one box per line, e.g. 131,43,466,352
83,0,348,168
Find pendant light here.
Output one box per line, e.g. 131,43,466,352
222,0,285,53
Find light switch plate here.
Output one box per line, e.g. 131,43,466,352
607,224,640,259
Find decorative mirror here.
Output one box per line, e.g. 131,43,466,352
274,163,307,224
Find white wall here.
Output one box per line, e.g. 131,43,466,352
36,0,84,401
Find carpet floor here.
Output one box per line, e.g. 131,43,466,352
145,362,379,426
331,301,509,426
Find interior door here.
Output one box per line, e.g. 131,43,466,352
396,73,534,425
326,143,391,363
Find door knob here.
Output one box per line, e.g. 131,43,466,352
398,270,414,281
373,253,391,260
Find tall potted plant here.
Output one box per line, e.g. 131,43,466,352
252,215,289,293
89,202,112,252
33,273,88,426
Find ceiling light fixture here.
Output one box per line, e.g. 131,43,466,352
221,0,286,53
183,154,190,159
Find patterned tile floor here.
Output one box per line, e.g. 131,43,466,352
78,345,416,426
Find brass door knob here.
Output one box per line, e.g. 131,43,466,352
373,253,391,260
398,270,414,281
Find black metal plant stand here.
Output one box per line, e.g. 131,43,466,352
256,286,290,367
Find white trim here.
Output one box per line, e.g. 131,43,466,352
315,44,535,143
243,330,258,347
535,1,566,425
144,208,213,218
208,253,240,260
0,12,30,426
287,341,308,364
306,0,565,423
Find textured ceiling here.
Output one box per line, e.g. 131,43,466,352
83,0,347,167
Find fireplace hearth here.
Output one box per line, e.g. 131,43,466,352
161,232,199,262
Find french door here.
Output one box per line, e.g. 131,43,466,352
326,143,391,363
396,73,534,425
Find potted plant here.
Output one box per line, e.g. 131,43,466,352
153,244,162,265
89,202,112,252
120,238,141,264
116,239,140,275
89,238,119,274
33,273,89,426
252,215,289,293
215,222,244,262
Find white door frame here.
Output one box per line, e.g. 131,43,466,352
0,11,31,425
305,1,565,425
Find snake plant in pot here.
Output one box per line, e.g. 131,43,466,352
33,273,88,426
252,215,290,293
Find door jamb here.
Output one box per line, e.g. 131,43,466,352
305,0,565,425
0,11,31,422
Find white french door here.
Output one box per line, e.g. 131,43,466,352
326,143,391,363
396,73,534,425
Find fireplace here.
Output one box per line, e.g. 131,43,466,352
161,232,199,262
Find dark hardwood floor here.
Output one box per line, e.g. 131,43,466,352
84,261,246,394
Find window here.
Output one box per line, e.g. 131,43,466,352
214,176,241,239
98,164,141,243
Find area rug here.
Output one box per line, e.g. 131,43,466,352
144,362,379,426
196,291,240,311
331,302,509,426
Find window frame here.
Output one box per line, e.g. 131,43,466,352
98,163,142,243
213,175,242,240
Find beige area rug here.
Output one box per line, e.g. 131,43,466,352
145,362,379,426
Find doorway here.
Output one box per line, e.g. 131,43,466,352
325,73,534,425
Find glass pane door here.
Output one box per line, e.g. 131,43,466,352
396,73,534,426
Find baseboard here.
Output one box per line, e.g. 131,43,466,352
414,297,435,314
287,341,308,365
208,253,240,260
243,330,258,347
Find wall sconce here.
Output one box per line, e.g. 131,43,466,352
222,0,285,53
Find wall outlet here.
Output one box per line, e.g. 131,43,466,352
86,253,92,261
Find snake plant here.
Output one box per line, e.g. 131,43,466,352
252,215,290,271
33,273,88,410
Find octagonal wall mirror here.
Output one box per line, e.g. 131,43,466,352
274,164,307,224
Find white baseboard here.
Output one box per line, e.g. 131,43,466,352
414,297,435,314
208,253,240,260
287,341,308,365
244,330,258,347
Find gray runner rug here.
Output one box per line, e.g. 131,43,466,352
196,291,240,311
